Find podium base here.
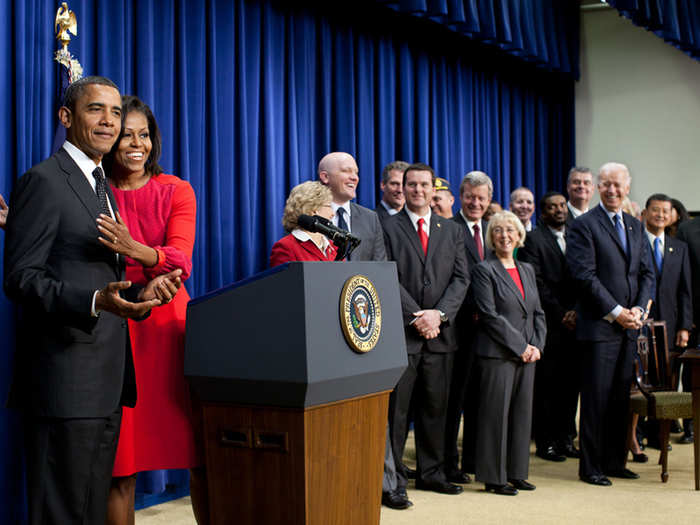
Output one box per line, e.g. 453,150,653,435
202,391,389,525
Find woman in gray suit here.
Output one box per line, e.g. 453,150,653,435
472,211,546,495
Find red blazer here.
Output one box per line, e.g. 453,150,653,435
270,233,338,267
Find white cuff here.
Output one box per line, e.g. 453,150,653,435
604,304,622,323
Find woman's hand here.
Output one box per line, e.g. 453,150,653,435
97,212,138,257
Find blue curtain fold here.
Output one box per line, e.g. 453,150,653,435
607,0,700,61
372,0,579,76
0,0,575,520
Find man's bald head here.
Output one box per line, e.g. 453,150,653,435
317,152,359,204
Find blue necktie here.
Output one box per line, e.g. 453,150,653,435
614,214,627,254
336,207,348,232
654,237,663,273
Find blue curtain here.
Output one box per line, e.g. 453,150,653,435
0,0,575,521
371,0,580,76
607,0,700,61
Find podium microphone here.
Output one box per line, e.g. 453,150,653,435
297,214,361,260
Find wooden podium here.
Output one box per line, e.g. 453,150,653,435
185,262,407,524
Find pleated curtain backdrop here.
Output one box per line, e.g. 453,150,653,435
0,0,577,520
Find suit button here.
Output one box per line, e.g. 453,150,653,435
424,279,431,287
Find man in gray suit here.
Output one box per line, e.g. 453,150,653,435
318,152,387,261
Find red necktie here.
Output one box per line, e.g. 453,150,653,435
417,218,428,255
473,223,484,261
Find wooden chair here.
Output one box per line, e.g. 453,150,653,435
628,319,693,482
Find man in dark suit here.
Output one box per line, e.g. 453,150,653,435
3,76,182,524
518,192,579,462
565,166,594,224
509,187,535,232
375,160,407,224
383,162,469,495
444,171,493,481
646,194,693,443
567,162,655,486
318,151,386,261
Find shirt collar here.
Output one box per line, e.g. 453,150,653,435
567,201,587,218
63,140,104,190
645,228,665,247
405,207,431,233
330,201,351,229
460,209,483,233
600,202,623,225
380,200,400,215
292,228,331,254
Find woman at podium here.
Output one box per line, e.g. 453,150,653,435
98,96,207,524
470,211,546,496
270,181,338,266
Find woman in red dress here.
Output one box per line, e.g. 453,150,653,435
270,180,337,266
98,96,206,524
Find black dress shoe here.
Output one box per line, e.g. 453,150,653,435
446,470,472,484
671,420,684,434
604,468,639,479
580,474,612,486
508,479,536,491
536,446,566,462
557,443,581,459
382,490,413,510
678,433,694,444
405,466,417,479
485,483,518,495
415,479,463,495
631,451,648,463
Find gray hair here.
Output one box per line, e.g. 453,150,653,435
509,186,533,203
459,171,493,198
598,162,631,184
567,166,592,185
485,210,526,251
381,161,410,184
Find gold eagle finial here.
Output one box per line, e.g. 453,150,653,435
55,2,77,52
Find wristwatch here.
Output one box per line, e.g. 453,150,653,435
438,310,448,323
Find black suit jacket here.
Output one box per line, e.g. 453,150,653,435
374,202,391,226
383,209,469,354
518,225,576,337
566,204,655,342
470,257,546,360
677,218,700,329
648,234,693,340
452,213,492,269
347,202,387,261
4,147,137,418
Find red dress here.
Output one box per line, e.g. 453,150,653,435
269,232,338,266
111,174,200,475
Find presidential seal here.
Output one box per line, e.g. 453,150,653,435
340,275,382,353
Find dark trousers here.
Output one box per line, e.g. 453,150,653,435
475,357,535,486
24,408,122,525
533,332,580,450
444,348,478,474
579,337,635,478
389,351,454,489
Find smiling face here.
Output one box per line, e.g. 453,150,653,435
59,84,122,163
460,183,491,222
381,169,405,210
318,153,359,204
598,168,630,213
490,218,522,258
404,169,434,215
509,189,534,225
431,190,454,218
567,170,594,208
541,194,568,228
113,111,152,177
645,199,671,235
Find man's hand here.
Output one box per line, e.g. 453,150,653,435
96,281,161,319
0,193,8,230
562,310,576,331
139,269,183,304
615,308,643,330
522,344,542,363
676,329,690,348
412,309,442,340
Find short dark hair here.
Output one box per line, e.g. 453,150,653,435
104,95,165,177
381,161,410,184
671,198,690,223
539,191,565,210
645,193,672,209
567,166,592,184
403,162,435,186
62,76,119,112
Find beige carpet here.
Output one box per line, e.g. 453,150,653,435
136,433,699,525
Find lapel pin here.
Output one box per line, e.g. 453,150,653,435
437,223,441,228
669,247,674,253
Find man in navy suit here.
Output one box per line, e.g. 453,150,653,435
565,167,594,224
567,162,655,486
644,194,693,443
383,162,469,496
375,160,407,224
444,171,493,481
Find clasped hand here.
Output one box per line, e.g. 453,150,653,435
96,269,183,319
521,344,541,363
615,307,644,330
412,309,441,340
